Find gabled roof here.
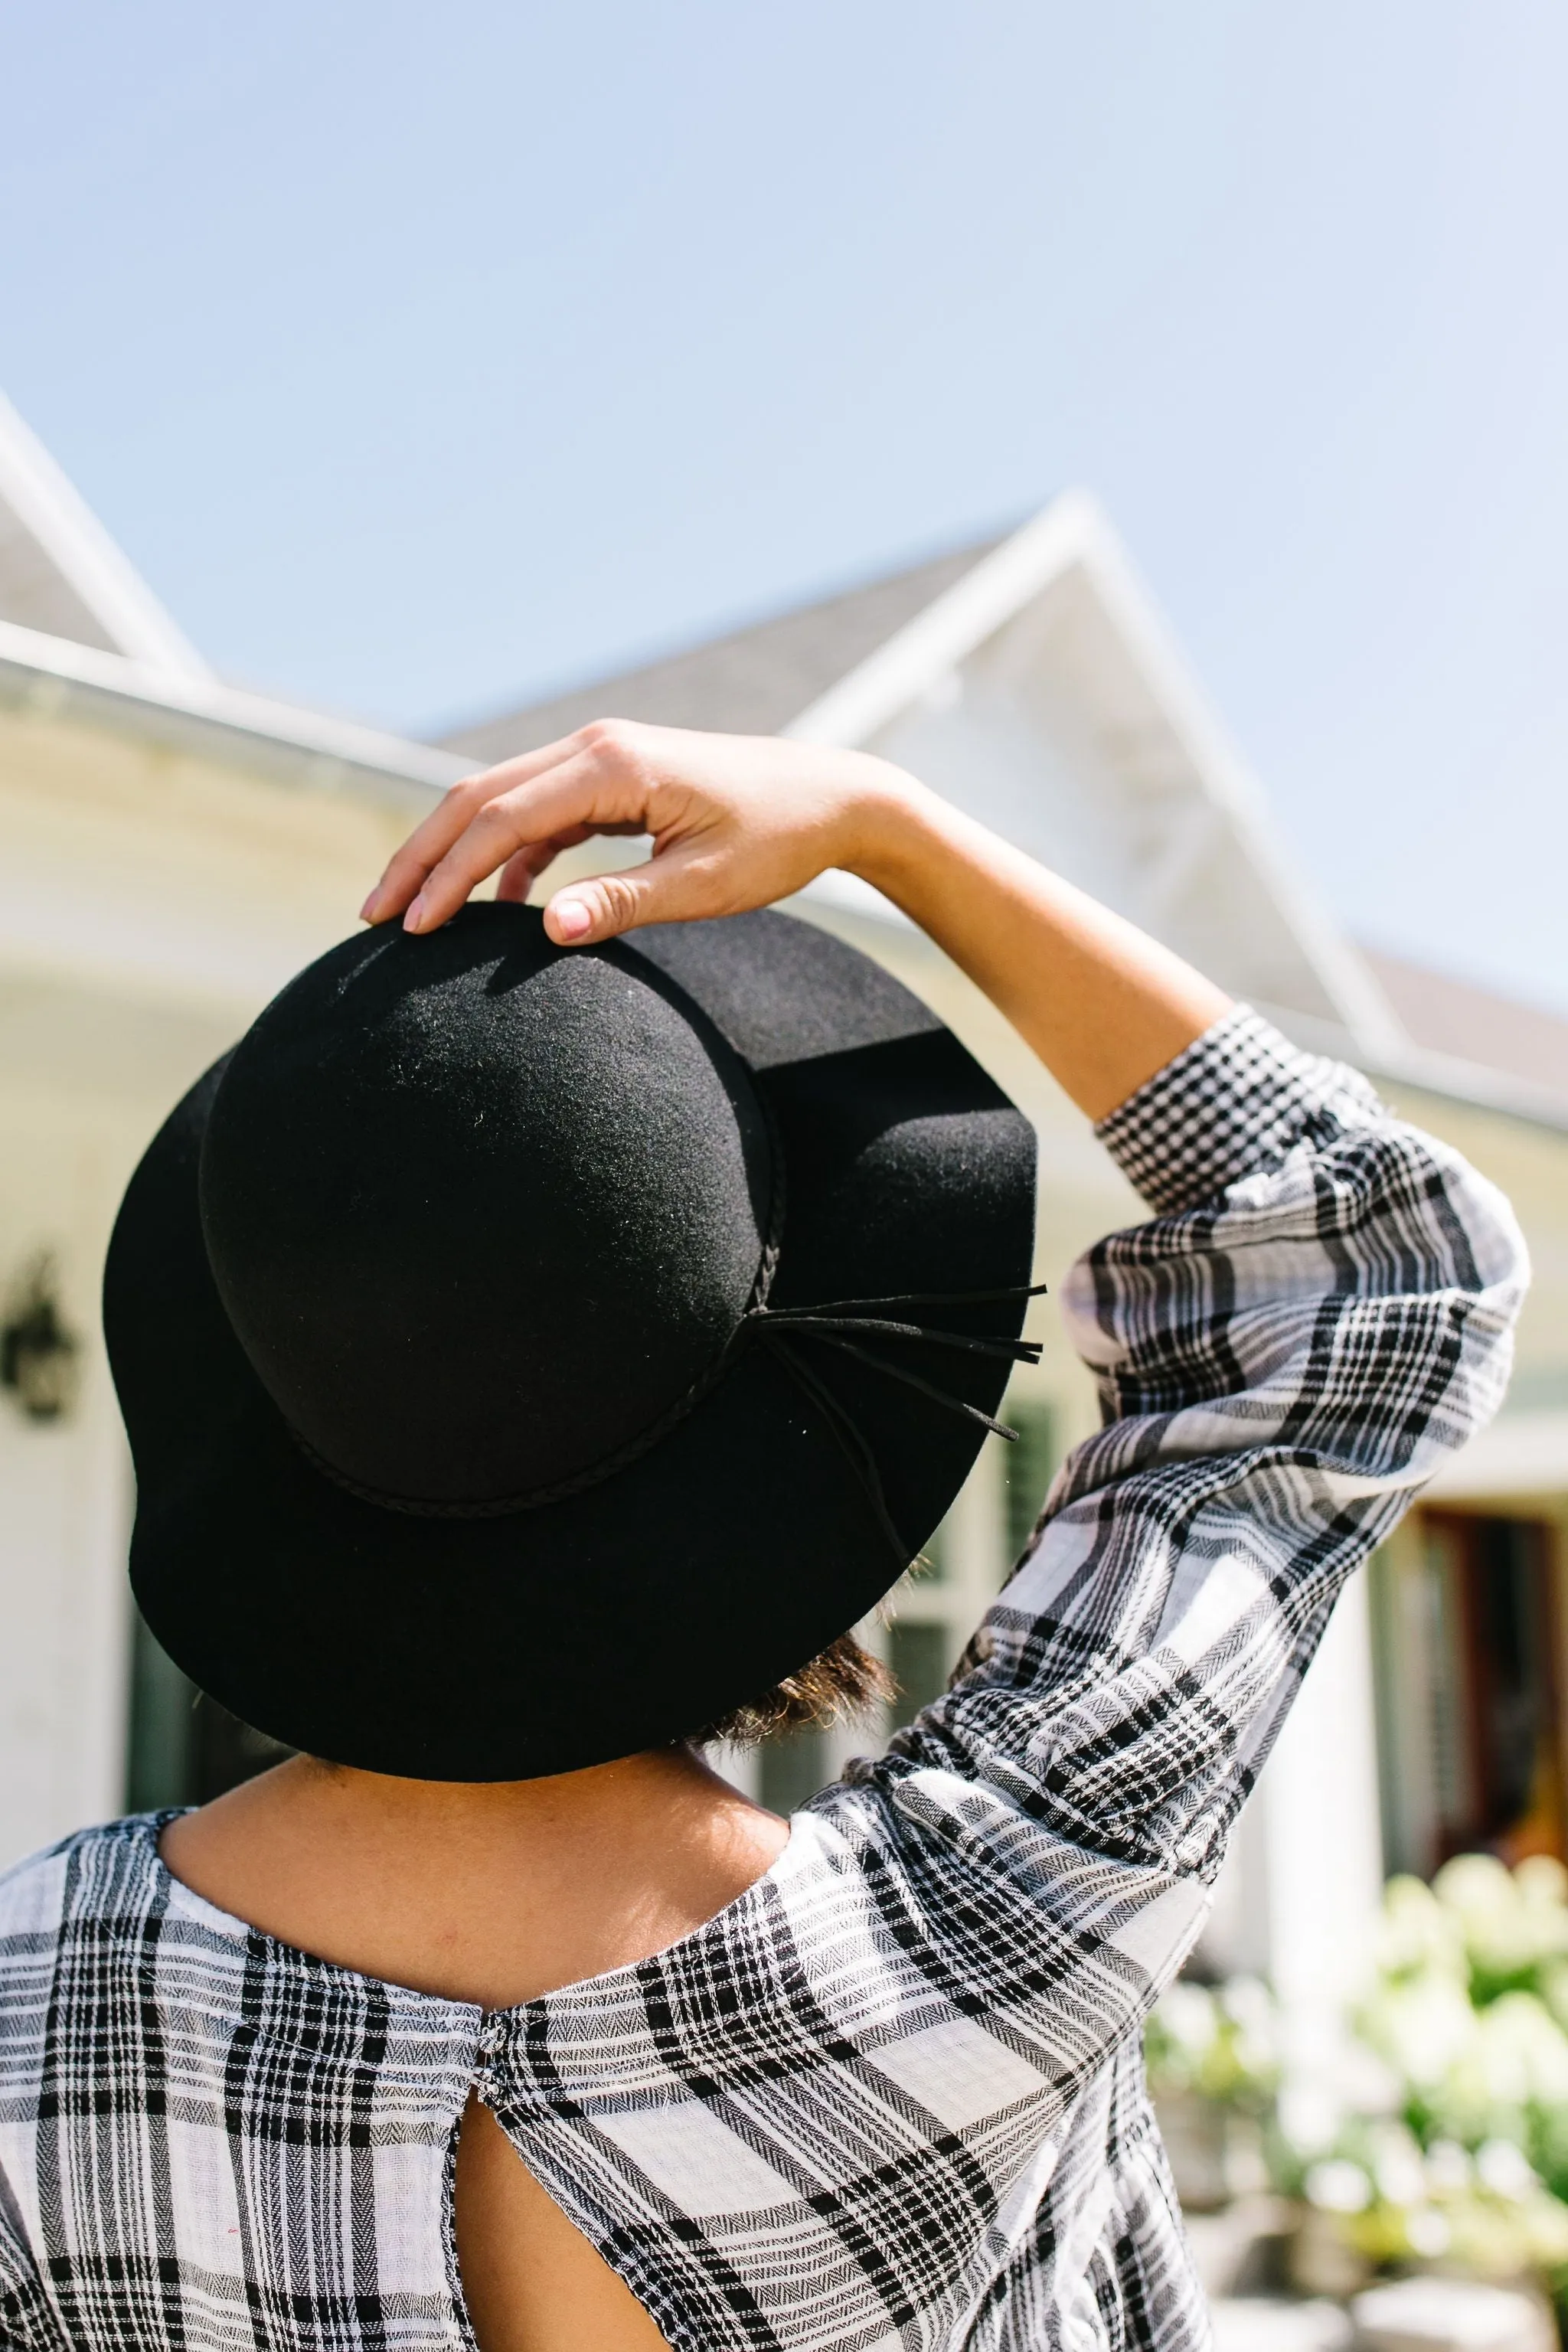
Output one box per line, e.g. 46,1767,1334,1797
0,388,463,808
439,536,1004,763
444,495,1404,1057
782,493,1412,1062
3,387,1562,1134
435,494,1568,1129
0,394,210,678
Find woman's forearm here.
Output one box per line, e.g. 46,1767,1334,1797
843,782,1230,1123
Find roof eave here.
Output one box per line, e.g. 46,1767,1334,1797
8,626,1561,1135
0,617,470,811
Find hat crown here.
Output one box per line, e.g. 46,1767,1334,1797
198,911,774,1508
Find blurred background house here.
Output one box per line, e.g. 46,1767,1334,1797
3,393,1566,2034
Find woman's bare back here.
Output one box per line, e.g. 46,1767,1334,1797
454,2097,669,2350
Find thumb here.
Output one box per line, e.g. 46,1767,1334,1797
544,847,721,946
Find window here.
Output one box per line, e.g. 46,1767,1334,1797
757,1723,829,1817
888,1619,949,1730
1371,1510,1564,1877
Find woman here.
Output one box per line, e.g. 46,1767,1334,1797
0,726,1525,2350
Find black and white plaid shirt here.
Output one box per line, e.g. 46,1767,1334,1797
0,1011,1527,2352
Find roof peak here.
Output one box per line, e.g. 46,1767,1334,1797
0,392,210,680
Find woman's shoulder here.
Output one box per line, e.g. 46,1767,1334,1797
0,1813,166,1956
0,1818,188,2110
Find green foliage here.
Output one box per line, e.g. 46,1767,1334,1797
1143,1975,1279,2112
1145,1855,1568,2300
1364,1857,1568,2211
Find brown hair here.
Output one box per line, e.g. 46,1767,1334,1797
691,1632,895,1749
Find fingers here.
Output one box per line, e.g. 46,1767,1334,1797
494,847,554,904
399,751,652,933
360,733,588,923
544,842,728,946
361,721,884,936
493,823,595,904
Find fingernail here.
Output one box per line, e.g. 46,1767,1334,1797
359,890,380,922
554,897,591,942
403,895,426,933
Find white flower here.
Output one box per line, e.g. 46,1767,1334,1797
1475,2138,1538,2200
1338,2040,1403,2118
1516,1856,1568,1909
1405,2207,1451,2256
1376,1874,1465,1980
1424,2139,1473,2195
1305,2159,1373,2214
1370,2124,1428,2209
1155,1981,1216,2057
1361,1976,1476,2087
1474,1993,1568,2106
1278,2082,1344,2159
1434,1854,1517,1916
1434,1853,1568,1980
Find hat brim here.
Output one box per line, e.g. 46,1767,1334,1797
104,907,1037,1779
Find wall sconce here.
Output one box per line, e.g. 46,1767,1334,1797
2,1254,82,1424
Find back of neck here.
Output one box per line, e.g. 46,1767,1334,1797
158,1747,789,2007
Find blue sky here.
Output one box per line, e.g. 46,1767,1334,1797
5,2,1566,1008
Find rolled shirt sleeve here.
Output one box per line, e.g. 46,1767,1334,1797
821,1006,1528,2104
886,1008,1527,1870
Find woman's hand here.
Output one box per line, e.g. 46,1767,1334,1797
359,717,1230,1119
360,722,913,947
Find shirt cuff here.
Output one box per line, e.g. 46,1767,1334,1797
1093,1005,1384,1214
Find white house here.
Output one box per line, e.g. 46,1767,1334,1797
3,393,1566,2024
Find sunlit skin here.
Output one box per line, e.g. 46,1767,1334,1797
167,726,1231,2352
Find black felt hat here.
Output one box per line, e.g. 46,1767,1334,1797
103,903,1037,1779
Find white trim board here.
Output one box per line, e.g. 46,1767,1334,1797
0,394,211,680
0,616,470,806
